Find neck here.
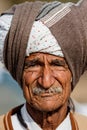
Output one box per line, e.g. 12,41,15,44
26,103,68,130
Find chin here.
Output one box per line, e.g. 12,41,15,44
31,101,63,112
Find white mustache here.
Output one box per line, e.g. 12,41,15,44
32,86,62,95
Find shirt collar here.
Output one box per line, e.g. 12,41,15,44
21,104,71,130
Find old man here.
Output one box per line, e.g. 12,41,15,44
0,0,87,130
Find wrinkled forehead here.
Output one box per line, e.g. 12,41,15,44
25,52,68,67
26,52,65,61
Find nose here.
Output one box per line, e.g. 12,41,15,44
38,65,55,89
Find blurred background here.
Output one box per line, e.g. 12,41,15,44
0,0,87,116
0,0,79,13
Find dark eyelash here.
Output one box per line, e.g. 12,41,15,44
24,62,37,69
24,61,44,69
52,63,63,66
51,60,66,66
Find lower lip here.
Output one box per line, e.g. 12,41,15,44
36,93,61,98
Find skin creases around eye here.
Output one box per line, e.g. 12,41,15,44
52,66,68,72
24,58,44,70
24,64,41,73
50,59,68,71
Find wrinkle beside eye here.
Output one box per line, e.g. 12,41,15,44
24,59,44,69
50,59,67,68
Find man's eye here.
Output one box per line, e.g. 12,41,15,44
50,62,68,71
50,60,68,69
24,60,44,69
24,63,39,69
52,63,62,66
51,62,65,67
54,63,68,68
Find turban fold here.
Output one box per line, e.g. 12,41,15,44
3,1,45,86
26,20,64,57
2,0,87,89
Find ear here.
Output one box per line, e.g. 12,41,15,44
21,71,26,89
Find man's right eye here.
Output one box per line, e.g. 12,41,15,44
24,59,44,70
24,63,39,69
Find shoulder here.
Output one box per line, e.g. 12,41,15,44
73,112,87,129
0,114,5,130
0,104,23,130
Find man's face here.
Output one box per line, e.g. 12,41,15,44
22,53,72,112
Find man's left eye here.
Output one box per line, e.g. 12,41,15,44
50,62,68,71
52,63,62,66
51,62,64,67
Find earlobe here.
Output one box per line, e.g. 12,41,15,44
22,72,26,88
22,71,26,80
71,77,72,82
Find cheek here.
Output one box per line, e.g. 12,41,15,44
55,70,71,86
23,71,40,85
22,72,39,104
55,70,72,100
22,72,32,103
61,71,72,91
61,71,72,100
24,72,33,85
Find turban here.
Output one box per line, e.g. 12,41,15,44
26,20,64,57
1,0,87,89
0,15,64,66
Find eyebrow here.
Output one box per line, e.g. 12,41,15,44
50,59,67,67
24,58,44,68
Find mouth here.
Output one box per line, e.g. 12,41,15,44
32,86,63,96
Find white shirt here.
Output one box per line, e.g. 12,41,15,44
11,104,72,130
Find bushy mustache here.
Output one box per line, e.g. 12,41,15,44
32,85,63,95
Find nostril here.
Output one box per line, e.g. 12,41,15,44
38,75,55,89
